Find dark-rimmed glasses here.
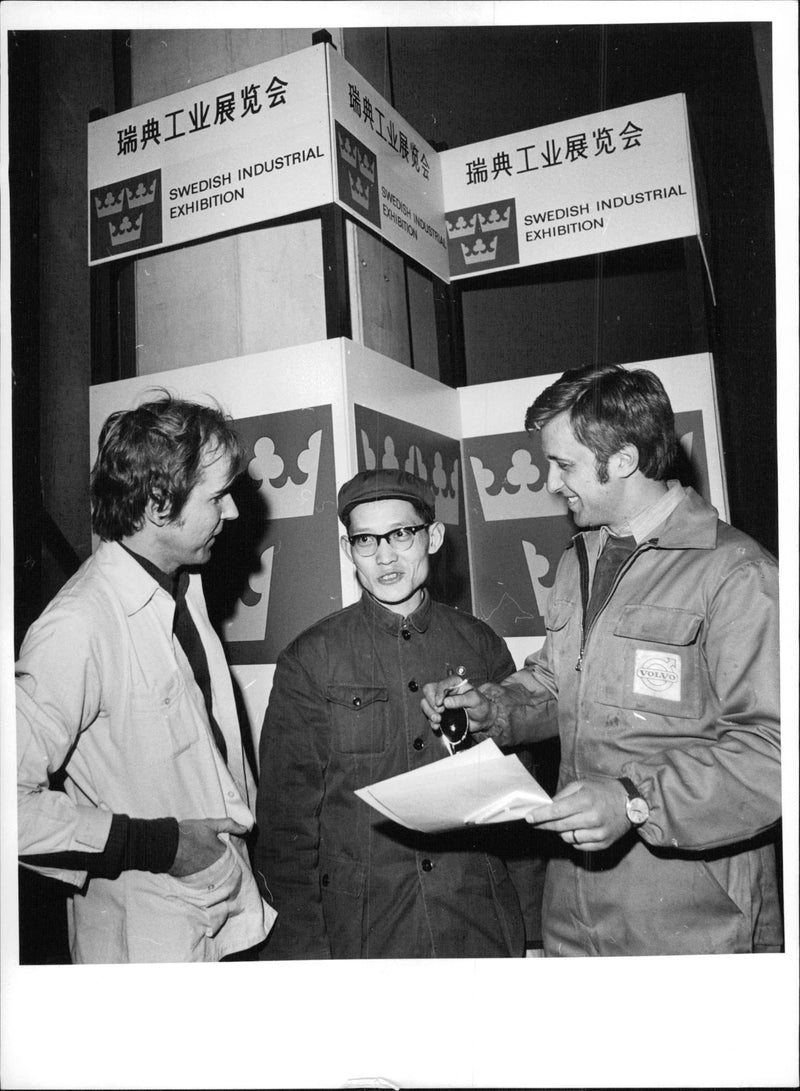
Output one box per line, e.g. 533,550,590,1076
347,524,430,557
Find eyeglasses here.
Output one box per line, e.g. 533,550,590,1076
347,524,430,557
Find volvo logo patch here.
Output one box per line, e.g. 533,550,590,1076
633,650,682,702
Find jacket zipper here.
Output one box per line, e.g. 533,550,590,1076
574,537,658,671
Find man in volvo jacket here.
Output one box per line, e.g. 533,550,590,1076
255,468,530,959
16,394,276,962
423,364,782,957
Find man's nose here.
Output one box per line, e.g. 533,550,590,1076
221,494,239,520
546,465,562,494
375,537,398,562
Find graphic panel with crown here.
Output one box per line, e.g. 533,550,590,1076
463,431,573,638
334,121,381,229
446,198,520,277
353,404,470,613
90,170,163,261
203,404,340,665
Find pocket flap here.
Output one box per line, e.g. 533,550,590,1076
615,605,703,646
545,599,574,633
319,854,366,897
325,684,388,711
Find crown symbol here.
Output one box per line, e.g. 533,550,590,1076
477,206,511,231
247,429,322,519
469,451,568,521
338,132,358,168
109,214,143,246
358,150,376,182
94,189,125,218
359,431,460,526
522,540,554,617
461,236,498,265
348,172,371,211
126,178,158,209
222,545,274,642
431,451,460,526
446,213,477,239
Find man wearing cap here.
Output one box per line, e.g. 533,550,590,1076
254,468,526,958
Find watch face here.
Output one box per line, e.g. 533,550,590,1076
626,798,649,826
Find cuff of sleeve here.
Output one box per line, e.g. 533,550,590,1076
124,817,181,874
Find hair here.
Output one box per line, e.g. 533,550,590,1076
341,500,434,532
524,364,677,482
90,391,244,541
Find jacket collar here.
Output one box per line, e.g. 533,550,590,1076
358,587,432,635
567,486,720,556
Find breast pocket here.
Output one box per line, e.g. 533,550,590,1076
596,604,704,719
129,669,198,760
326,684,389,755
544,599,577,674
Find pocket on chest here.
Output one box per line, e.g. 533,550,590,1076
129,670,199,759
326,684,389,755
595,605,704,719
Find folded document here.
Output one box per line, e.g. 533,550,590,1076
354,739,551,833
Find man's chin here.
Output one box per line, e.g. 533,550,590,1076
369,582,419,606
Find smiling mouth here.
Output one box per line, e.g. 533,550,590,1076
377,572,403,584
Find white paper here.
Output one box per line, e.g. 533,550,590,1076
354,739,552,833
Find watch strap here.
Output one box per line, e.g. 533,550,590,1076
618,776,640,802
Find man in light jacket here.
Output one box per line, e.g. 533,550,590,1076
17,394,276,962
423,363,782,956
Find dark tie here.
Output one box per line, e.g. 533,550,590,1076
585,535,637,632
173,571,228,765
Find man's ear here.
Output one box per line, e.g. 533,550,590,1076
144,496,171,527
427,521,445,555
610,444,640,480
340,535,354,563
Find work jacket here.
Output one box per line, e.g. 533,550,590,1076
489,486,782,956
256,591,525,959
16,541,275,963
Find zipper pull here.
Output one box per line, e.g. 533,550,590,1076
575,653,583,671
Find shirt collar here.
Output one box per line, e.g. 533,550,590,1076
358,587,433,635
609,480,686,545
120,543,178,598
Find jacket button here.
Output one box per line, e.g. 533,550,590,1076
408,679,419,692
413,737,424,751
401,629,411,641
421,858,433,872
321,874,330,886
352,696,362,708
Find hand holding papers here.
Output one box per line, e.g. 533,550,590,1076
354,739,552,833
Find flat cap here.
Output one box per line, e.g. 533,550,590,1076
337,468,435,522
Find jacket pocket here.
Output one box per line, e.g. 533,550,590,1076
326,683,389,754
596,604,703,719
545,599,574,634
129,669,198,759
543,599,576,676
319,853,366,957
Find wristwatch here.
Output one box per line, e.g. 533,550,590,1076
618,776,649,826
